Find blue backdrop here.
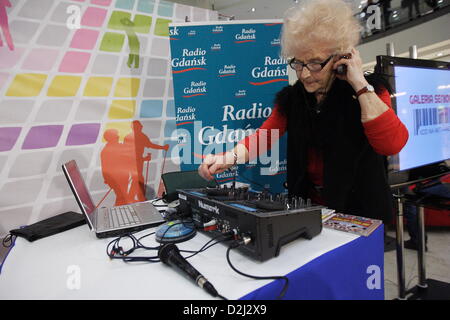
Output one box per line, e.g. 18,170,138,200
169,21,288,193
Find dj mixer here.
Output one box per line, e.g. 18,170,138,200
177,186,323,261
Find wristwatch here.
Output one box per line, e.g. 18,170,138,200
355,84,375,98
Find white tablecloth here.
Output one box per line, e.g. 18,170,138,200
0,224,358,300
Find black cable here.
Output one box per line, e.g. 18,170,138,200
106,232,161,263
106,222,231,263
226,241,289,300
181,232,234,259
180,234,233,301
105,223,233,300
136,232,157,249
2,234,15,248
106,219,192,262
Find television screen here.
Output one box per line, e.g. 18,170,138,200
375,56,449,178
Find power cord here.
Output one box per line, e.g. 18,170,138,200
226,240,289,300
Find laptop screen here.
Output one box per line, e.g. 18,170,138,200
63,160,96,219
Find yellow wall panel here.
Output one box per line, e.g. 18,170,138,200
47,76,82,97
5,73,48,97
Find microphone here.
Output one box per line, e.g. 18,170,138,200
158,243,219,297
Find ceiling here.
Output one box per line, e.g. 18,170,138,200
167,0,450,63
212,0,305,20
170,0,368,20
362,39,450,71
214,0,367,20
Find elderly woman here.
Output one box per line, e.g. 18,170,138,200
198,0,408,223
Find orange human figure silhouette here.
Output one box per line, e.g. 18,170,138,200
100,129,132,206
0,0,14,50
124,120,169,202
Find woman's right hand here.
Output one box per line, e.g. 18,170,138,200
198,152,235,181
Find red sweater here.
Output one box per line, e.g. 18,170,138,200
241,87,409,187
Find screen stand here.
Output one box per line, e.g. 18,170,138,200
393,191,450,300
393,192,407,300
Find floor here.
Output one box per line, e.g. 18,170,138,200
0,239,10,271
384,225,450,300
1,226,449,300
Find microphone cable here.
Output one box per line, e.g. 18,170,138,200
106,220,193,262
226,241,289,300
106,224,233,300
106,222,234,264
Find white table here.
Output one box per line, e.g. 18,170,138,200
0,224,359,300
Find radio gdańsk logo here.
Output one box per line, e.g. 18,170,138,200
176,106,196,122
235,28,256,43
222,102,272,122
171,48,207,73
235,89,246,98
182,80,207,98
211,43,221,51
270,38,281,46
218,64,236,78
212,25,223,33
250,56,288,86
195,102,272,146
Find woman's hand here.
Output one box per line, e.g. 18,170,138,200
198,152,235,181
333,47,369,91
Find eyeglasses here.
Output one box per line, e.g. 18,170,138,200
289,55,334,72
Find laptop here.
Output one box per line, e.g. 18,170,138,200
62,160,165,238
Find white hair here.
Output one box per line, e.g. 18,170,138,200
281,0,362,58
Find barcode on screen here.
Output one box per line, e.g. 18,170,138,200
413,107,449,135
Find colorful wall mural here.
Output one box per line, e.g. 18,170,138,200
0,0,218,236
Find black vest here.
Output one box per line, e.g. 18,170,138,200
276,79,393,223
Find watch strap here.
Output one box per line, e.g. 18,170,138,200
356,85,374,98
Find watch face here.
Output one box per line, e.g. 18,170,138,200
367,85,375,92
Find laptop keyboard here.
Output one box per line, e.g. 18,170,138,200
107,206,142,228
